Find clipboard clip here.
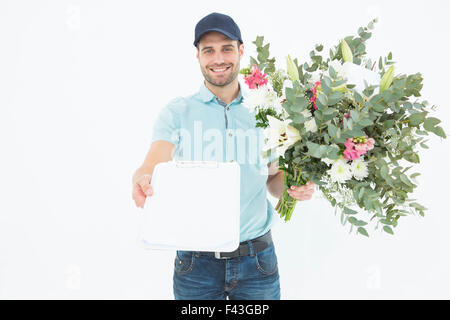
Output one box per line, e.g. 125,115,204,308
174,161,220,168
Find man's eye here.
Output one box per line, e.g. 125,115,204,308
205,50,212,54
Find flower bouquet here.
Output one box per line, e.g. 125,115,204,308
240,19,446,236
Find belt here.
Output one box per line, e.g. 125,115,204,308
201,230,272,259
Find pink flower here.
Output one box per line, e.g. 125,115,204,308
310,81,321,110
344,148,360,160
366,138,375,150
343,136,375,160
344,138,355,149
354,144,367,152
244,64,268,89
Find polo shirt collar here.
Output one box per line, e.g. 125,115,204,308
198,81,244,104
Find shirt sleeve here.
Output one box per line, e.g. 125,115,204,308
268,150,279,164
150,101,181,147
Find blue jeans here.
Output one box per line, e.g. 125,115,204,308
173,240,280,300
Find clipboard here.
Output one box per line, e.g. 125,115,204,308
139,160,240,252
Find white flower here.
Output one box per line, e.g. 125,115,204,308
262,116,301,157
277,124,302,156
242,85,269,111
351,158,369,181
304,118,318,133
322,158,338,166
327,158,353,183
243,84,282,112
267,90,283,112
329,60,381,95
262,116,286,150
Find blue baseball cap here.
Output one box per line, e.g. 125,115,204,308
194,12,243,47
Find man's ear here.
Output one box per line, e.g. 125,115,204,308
239,43,244,59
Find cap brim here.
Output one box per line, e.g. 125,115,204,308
194,28,240,46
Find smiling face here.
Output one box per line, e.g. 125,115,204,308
196,31,244,87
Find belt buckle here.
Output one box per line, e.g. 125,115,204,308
214,252,229,259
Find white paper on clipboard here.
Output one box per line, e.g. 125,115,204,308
139,160,240,252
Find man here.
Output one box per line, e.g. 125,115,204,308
132,12,315,300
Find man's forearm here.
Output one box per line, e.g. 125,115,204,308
266,171,285,199
133,140,176,185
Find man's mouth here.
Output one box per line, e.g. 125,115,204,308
209,66,231,74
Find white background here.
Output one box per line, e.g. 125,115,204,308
1,0,449,299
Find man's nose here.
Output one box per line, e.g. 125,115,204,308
212,51,225,65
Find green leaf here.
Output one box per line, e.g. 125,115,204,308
357,227,369,237
400,174,414,187
358,187,365,201
383,226,394,235
322,77,332,95
253,36,264,48
327,145,340,159
410,202,427,211
292,96,309,112
327,92,343,105
329,65,336,78
404,152,420,163
410,173,421,179
423,117,441,131
358,118,373,127
250,56,259,67
318,93,328,107
408,112,427,126
433,126,447,138
328,123,338,138
349,217,368,226
353,91,363,103
323,107,336,115
350,110,359,122
344,207,358,215
306,142,329,158
293,114,306,124
383,120,395,129
380,165,390,181
369,94,387,112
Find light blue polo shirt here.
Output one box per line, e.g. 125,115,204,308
150,80,279,242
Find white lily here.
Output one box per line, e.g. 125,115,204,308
262,116,301,157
